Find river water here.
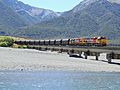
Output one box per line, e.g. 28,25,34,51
0,71,120,90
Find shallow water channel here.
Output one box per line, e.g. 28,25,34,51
0,71,120,90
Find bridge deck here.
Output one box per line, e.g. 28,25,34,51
28,45,120,54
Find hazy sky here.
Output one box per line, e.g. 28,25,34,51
18,0,83,12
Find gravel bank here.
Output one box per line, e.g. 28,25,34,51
0,47,120,72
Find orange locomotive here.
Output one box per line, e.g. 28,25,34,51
69,36,107,46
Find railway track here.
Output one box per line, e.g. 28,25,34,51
27,44,120,51
27,45,120,54
67,45,120,51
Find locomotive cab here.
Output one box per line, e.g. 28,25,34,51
97,37,107,46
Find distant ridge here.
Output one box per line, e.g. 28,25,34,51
0,0,27,35
0,0,61,35
2,0,61,25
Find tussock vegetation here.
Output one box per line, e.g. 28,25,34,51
0,36,28,48
0,36,14,47
12,44,28,49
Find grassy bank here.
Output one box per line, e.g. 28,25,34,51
0,36,14,47
0,36,28,48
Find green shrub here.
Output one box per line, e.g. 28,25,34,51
18,45,27,49
0,42,8,47
0,36,14,47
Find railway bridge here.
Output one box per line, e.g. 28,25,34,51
15,40,120,63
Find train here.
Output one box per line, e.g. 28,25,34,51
15,36,107,46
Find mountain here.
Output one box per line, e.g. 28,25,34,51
19,0,120,42
2,0,61,25
0,0,120,44
0,0,27,35
0,0,61,36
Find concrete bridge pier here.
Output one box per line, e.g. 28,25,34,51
51,48,55,52
95,53,99,60
106,52,117,63
95,55,98,60
58,48,63,53
107,54,112,63
84,52,88,59
45,47,48,51
67,49,75,57
78,52,82,58
106,52,114,63
84,50,90,59
38,47,41,50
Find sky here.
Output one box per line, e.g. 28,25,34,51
18,0,83,12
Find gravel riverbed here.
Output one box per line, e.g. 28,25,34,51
0,47,120,72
